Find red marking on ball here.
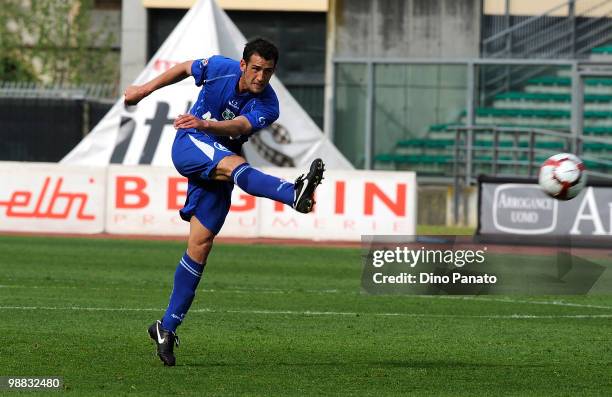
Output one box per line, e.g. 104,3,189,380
543,159,561,168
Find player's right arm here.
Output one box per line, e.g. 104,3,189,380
123,61,193,106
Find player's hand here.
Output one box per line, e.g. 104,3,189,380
123,85,148,106
174,114,210,130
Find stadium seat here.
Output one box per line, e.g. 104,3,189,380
591,46,612,54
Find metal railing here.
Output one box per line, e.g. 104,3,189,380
483,0,612,59
451,125,612,223
481,0,612,103
0,81,116,99
451,125,612,181
331,57,584,171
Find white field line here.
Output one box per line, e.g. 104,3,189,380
1,284,612,310
412,295,612,311
0,284,339,295
0,305,611,319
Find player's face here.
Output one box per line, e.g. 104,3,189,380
240,53,276,94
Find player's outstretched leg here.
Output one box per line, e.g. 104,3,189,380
228,158,325,213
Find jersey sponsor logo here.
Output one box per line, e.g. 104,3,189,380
258,116,266,126
0,176,96,220
201,111,218,122
228,99,240,109
222,108,236,121
213,142,232,152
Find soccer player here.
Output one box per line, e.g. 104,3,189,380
124,38,325,366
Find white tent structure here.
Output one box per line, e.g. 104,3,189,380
61,0,352,169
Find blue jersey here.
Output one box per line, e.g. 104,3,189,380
188,55,279,154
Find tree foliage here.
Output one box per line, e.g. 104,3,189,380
0,0,118,85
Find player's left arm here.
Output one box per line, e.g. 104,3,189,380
173,115,251,138
124,61,194,106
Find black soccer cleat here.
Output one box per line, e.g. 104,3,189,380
293,158,325,213
148,320,179,366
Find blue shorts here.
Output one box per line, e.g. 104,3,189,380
171,129,237,235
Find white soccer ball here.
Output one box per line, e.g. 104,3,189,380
538,153,586,200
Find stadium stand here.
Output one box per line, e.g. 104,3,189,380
375,46,612,177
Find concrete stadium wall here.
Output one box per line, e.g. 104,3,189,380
417,186,478,227
120,0,148,91
331,0,481,58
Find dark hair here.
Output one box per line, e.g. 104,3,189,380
243,38,279,66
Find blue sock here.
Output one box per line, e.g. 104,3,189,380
161,252,204,332
231,163,294,206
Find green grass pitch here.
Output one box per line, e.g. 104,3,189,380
0,235,611,396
